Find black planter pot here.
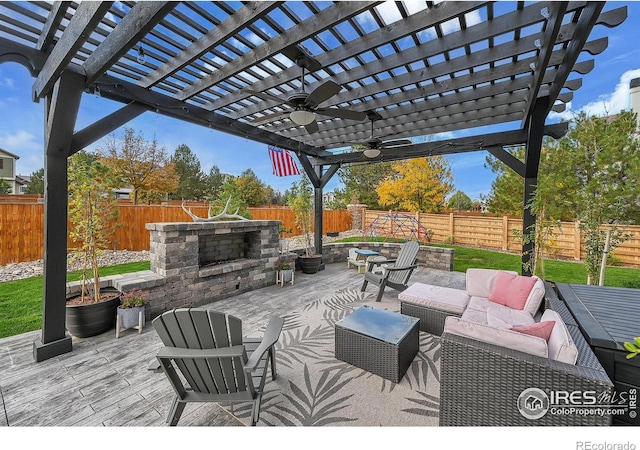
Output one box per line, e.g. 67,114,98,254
299,255,322,274
66,287,121,338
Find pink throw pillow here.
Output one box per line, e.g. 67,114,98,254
488,271,537,310
510,321,556,341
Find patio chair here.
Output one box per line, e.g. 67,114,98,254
361,240,420,302
152,308,284,426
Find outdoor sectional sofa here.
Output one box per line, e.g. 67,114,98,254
398,269,614,426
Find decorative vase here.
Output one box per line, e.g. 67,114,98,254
65,287,121,338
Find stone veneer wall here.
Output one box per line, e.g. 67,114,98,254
138,220,296,320
292,242,454,271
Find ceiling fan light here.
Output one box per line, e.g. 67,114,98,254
290,109,316,125
363,148,381,158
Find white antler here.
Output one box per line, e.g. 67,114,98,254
182,197,249,222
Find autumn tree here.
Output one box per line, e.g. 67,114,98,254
236,168,267,205
170,144,207,201
377,156,453,213
25,168,44,194
447,190,473,211
335,155,394,209
99,128,179,204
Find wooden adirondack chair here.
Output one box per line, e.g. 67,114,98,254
361,240,420,302
152,308,284,426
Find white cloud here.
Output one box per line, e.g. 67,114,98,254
375,1,402,25
0,77,15,89
0,130,39,152
580,68,640,116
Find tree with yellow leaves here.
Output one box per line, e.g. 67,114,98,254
377,156,453,213
99,128,179,204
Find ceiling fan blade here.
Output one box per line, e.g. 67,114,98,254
305,81,341,107
379,139,413,148
315,107,367,121
304,120,319,133
242,89,287,105
251,111,290,125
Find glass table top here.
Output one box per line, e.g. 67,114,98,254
335,306,419,345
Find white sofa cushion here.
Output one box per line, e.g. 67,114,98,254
444,316,548,358
522,277,546,316
398,282,470,315
465,269,517,298
541,309,578,365
460,304,536,328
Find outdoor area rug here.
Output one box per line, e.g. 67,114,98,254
225,288,440,426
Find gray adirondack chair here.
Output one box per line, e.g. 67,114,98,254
152,308,284,426
361,240,420,302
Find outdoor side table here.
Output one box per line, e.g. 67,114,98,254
335,305,419,383
353,249,379,274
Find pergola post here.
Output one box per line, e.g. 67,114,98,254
33,70,84,362
313,165,323,256
521,96,549,277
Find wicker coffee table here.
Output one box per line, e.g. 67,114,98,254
335,306,419,382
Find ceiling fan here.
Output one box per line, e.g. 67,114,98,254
347,111,413,158
243,55,367,133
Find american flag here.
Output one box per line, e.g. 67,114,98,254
268,146,300,177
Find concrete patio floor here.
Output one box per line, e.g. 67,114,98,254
0,263,465,427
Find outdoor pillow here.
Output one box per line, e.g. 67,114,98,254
521,277,546,316
488,271,537,310
510,321,555,341
465,268,517,298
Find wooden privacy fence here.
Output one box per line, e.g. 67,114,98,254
364,210,640,268
0,203,352,265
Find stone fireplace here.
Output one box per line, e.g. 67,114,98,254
145,220,295,311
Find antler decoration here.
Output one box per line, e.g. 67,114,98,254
181,197,249,222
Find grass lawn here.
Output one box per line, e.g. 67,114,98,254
335,237,640,288
0,261,149,339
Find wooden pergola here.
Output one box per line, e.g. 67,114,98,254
0,1,626,361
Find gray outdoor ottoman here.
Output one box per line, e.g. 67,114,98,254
335,306,419,383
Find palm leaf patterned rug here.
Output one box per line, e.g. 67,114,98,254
225,288,440,426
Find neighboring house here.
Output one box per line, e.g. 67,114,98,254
0,148,23,194
322,191,336,206
15,174,30,193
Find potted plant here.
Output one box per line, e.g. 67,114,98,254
287,175,321,274
278,223,293,254
624,337,640,359
65,151,121,338
116,289,148,337
275,259,294,286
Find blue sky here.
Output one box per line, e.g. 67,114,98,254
1,1,640,201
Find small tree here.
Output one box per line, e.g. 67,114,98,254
287,175,314,256
0,179,10,194
210,176,252,219
447,190,473,211
68,151,120,303
25,168,44,194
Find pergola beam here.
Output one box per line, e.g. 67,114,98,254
138,1,281,89
32,1,113,100
36,1,71,52
315,123,568,166
175,1,378,101
83,2,175,86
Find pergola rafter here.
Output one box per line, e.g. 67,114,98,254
0,1,626,361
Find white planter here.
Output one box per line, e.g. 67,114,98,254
116,306,145,338
276,269,294,286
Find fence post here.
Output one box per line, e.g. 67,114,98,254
449,212,454,239
574,221,581,260
502,215,509,251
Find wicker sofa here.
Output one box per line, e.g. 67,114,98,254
440,284,613,426
398,269,614,426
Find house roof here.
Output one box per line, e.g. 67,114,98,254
0,2,627,165
0,148,19,160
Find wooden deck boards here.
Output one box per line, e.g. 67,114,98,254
0,263,465,427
